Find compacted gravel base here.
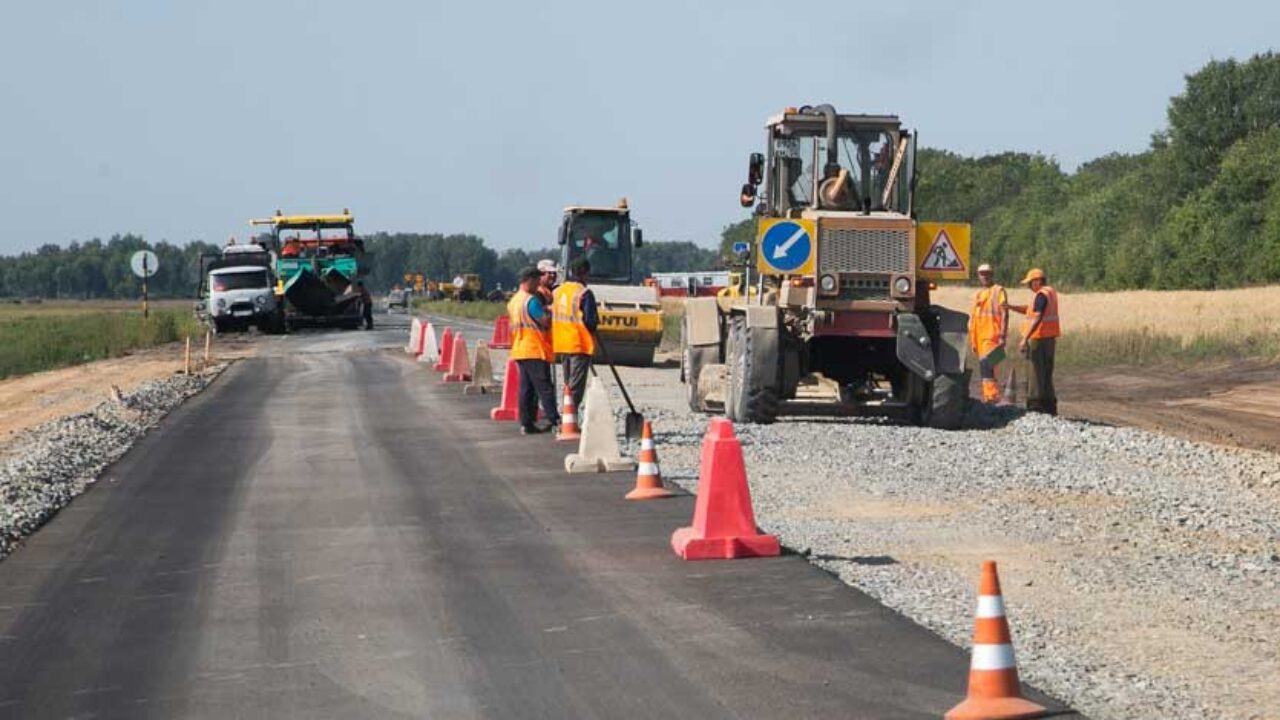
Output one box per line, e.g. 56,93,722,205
610,371,1280,720
0,368,223,560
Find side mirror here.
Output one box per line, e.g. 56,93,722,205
747,152,764,185
557,221,567,246
632,227,643,248
740,183,756,208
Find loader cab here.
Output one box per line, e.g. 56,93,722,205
557,200,643,285
743,108,916,219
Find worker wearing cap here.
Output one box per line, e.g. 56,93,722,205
968,263,1008,404
536,259,559,307
552,257,599,412
508,267,561,434
1004,268,1060,415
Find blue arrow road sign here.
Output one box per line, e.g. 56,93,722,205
760,221,811,272
732,241,750,255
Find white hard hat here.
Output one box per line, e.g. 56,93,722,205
977,263,993,273
536,259,559,273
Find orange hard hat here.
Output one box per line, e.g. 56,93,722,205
1020,268,1046,285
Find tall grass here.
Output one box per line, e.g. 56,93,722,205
410,299,506,322
0,309,202,380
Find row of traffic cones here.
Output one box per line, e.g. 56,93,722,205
409,317,1047,719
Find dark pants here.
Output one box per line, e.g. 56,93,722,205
561,353,592,412
516,359,560,429
361,300,373,329
1026,337,1057,415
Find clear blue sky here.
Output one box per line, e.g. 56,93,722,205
1,0,1275,254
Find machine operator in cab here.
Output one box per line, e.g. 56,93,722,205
508,267,561,435
1005,268,1061,415
552,257,599,412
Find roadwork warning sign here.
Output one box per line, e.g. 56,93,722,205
915,223,971,279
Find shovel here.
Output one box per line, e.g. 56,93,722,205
589,330,645,442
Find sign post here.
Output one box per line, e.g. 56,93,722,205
130,250,160,318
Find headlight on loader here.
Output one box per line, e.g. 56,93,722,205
894,276,912,295
819,274,839,295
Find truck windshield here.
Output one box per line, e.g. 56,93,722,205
823,131,900,212
566,212,631,282
212,270,269,292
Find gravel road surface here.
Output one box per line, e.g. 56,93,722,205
610,353,1280,720
0,316,1076,719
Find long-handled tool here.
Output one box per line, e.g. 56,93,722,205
590,330,645,441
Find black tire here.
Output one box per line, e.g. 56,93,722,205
725,315,780,424
915,371,969,430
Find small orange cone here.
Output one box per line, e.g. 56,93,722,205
555,385,581,442
626,421,673,500
945,561,1046,720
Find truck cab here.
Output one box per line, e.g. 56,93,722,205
198,243,283,334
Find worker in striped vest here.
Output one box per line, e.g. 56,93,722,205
968,263,1008,404
1005,268,1061,416
552,257,599,413
507,267,561,434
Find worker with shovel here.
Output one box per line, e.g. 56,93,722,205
552,257,598,413
969,263,1008,404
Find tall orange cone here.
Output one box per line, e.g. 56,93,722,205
433,327,454,372
626,421,673,500
489,314,512,349
555,385,581,442
443,334,472,383
945,561,1046,720
490,359,521,421
671,418,779,560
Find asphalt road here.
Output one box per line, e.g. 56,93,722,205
0,316,1075,719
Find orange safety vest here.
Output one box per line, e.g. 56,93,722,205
969,284,1007,357
1024,286,1061,339
551,281,596,355
508,289,554,362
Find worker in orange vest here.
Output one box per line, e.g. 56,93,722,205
507,267,561,434
968,263,1009,404
1004,268,1061,415
552,257,599,412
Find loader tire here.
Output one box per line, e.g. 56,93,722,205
919,371,969,430
726,315,779,425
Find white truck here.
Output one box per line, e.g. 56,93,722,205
196,244,284,334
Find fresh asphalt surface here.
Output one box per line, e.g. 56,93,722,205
0,314,1077,719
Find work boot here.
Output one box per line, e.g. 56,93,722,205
520,425,546,436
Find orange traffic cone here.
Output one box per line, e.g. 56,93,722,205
671,418,779,560
489,314,512,349
555,385,581,442
945,561,1046,720
433,327,454,372
443,334,472,383
490,359,520,421
626,421,673,500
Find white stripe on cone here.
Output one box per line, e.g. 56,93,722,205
975,595,1006,618
563,413,576,423
970,643,1017,671
637,462,659,476
640,438,654,451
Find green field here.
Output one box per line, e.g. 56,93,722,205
410,299,506,322
0,301,203,380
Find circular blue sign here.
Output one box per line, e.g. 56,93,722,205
760,222,811,272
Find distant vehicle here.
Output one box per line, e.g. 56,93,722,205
439,273,483,302
196,243,284,334
249,210,370,331
648,271,731,298
384,287,412,312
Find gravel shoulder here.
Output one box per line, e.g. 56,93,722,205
609,353,1280,720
